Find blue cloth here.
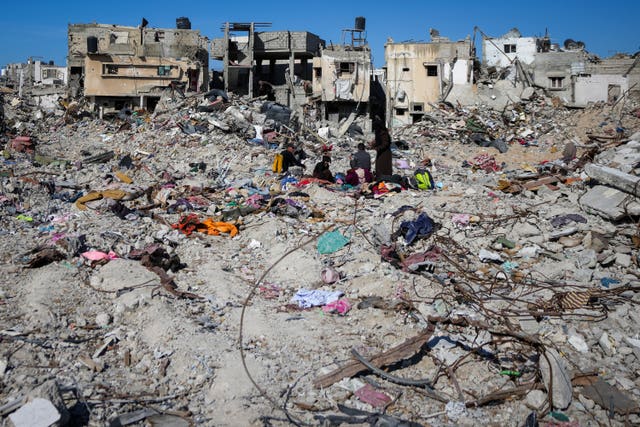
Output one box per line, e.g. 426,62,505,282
291,289,343,308
600,277,620,288
400,213,435,245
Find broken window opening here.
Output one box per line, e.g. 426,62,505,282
402,67,410,72
105,64,119,75
339,62,355,74
410,102,424,112
314,67,322,78
110,31,129,45
395,107,407,116
154,31,165,42
504,44,516,53
157,65,173,76
426,65,438,77
43,69,58,80
549,76,564,89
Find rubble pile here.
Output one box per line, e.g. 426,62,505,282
1,89,640,427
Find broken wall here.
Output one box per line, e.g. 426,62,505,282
33,62,68,86
530,51,586,104
83,55,197,98
483,35,538,68
311,48,371,103
575,74,629,105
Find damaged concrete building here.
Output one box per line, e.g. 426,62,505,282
483,28,640,107
211,22,324,109
384,29,475,128
67,18,209,113
3,59,67,91
310,18,375,123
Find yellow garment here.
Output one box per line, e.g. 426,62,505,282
198,219,238,237
114,171,133,184
75,189,129,210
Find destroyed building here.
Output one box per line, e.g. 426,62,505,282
67,19,209,113
384,29,475,128
211,22,324,108
310,17,374,123
482,28,640,107
3,59,67,90
3,13,640,425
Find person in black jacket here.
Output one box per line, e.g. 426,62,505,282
281,143,305,172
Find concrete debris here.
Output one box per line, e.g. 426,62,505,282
1,77,640,427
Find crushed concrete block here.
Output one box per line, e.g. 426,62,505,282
580,185,640,220
568,333,589,353
8,398,61,427
539,348,572,410
575,249,597,269
615,253,632,268
526,389,547,408
599,331,616,356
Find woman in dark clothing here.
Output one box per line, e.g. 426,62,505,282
312,155,335,182
370,120,392,178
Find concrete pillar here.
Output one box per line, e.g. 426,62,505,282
223,22,230,93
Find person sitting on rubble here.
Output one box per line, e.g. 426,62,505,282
345,143,373,186
281,143,306,173
350,142,372,171
312,155,335,183
258,80,275,101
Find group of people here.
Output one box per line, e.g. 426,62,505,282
278,120,393,186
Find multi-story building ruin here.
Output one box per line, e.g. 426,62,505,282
67,18,209,113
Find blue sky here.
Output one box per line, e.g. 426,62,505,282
1,0,638,69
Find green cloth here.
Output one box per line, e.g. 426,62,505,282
317,231,349,254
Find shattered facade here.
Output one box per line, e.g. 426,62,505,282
309,19,373,123
482,27,640,107
482,28,542,69
67,22,209,112
211,23,324,108
311,46,372,120
3,60,67,89
384,30,474,128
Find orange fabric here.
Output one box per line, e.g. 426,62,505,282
198,219,238,237
172,215,238,237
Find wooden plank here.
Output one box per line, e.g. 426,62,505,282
313,323,435,389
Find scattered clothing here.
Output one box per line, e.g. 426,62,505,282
291,289,343,309
317,231,349,254
550,213,587,228
399,213,435,245
322,298,351,315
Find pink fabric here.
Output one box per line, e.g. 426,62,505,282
81,250,119,261
322,298,351,315
452,213,470,227
354,383,392,408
